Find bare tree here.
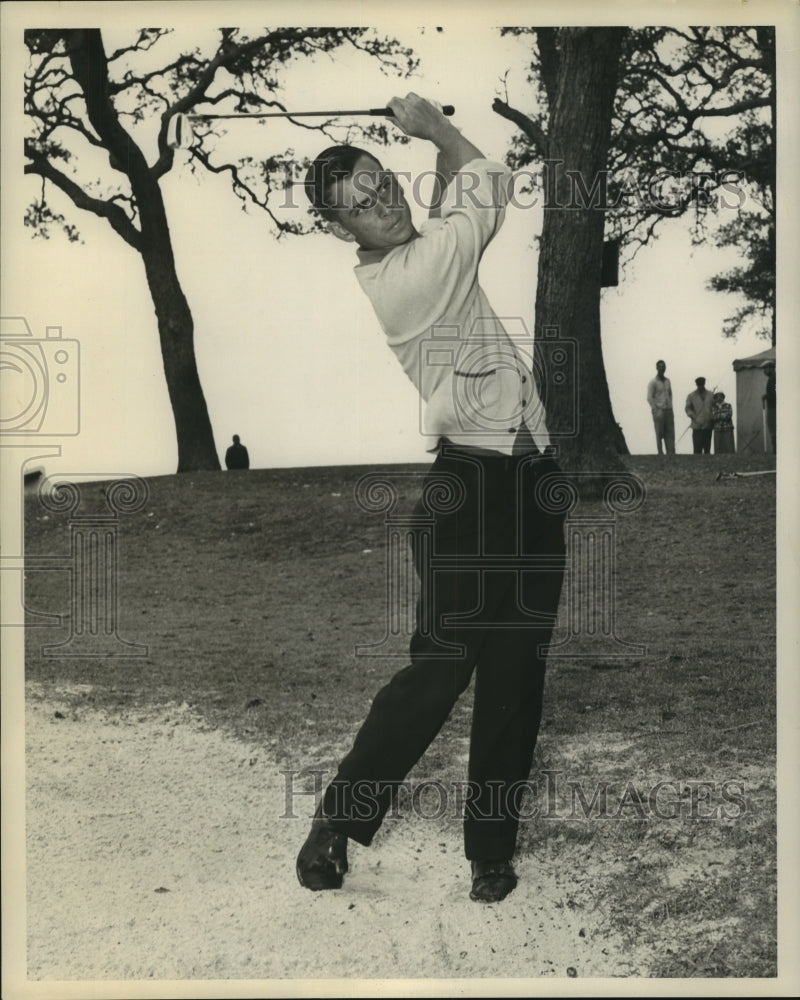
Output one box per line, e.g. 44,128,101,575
492,25,775,472
24,27,416,471
610,27,774,343
495,27,628,481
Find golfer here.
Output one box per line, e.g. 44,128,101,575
297,94,566,902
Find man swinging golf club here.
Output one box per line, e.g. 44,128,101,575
297,93,567,903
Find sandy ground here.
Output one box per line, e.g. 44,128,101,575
25,682,647,985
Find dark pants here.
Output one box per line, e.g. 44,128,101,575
692,428,713,454
766,406,776,454
321,445,566,860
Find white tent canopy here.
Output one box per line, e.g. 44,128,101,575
732,346,775,455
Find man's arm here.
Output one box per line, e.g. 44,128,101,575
389,93,498,222
428,150,451,220
388,93,485,172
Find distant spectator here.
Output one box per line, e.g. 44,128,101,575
762,362,776,454
712,392,735,454
685,377,714,454
225,434,250,470
646,359,675,455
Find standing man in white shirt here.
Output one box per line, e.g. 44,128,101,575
646,359,675,455
296,94,567,903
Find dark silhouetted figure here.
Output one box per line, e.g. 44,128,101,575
712,392,735,454
225,434,250,470
646,359,675,455
762,362,776,454
685,377,714,454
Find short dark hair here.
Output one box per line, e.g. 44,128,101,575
304,145,381,221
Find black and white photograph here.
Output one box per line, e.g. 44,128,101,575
1,0,798,996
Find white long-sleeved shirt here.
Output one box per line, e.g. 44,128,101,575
646,375,673,412
354,158,551,454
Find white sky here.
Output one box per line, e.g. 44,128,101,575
1,5,782,479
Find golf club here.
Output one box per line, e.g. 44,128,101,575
716,469,775,480
167,105,455,149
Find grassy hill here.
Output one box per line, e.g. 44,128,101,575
23,453,777,976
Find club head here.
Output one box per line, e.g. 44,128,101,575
166,113,194,150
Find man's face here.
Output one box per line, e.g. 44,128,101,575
326,154,416,251
656,361,666,376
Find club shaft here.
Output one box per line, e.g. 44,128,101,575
187,105,455,121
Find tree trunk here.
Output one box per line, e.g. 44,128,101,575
756,27,776,349
68,29,220,473
137,179,220,472
533,28,628,489
140,243,221,473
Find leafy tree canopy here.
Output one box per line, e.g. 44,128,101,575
493,26,774,340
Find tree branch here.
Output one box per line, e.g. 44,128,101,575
24,149,143,249
491,98,548,158
108,50,205,98
67,29,154,196
188,147,304,236
151,29,401,178
150,30,280,179
27,93,107,150
107,28,170,63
